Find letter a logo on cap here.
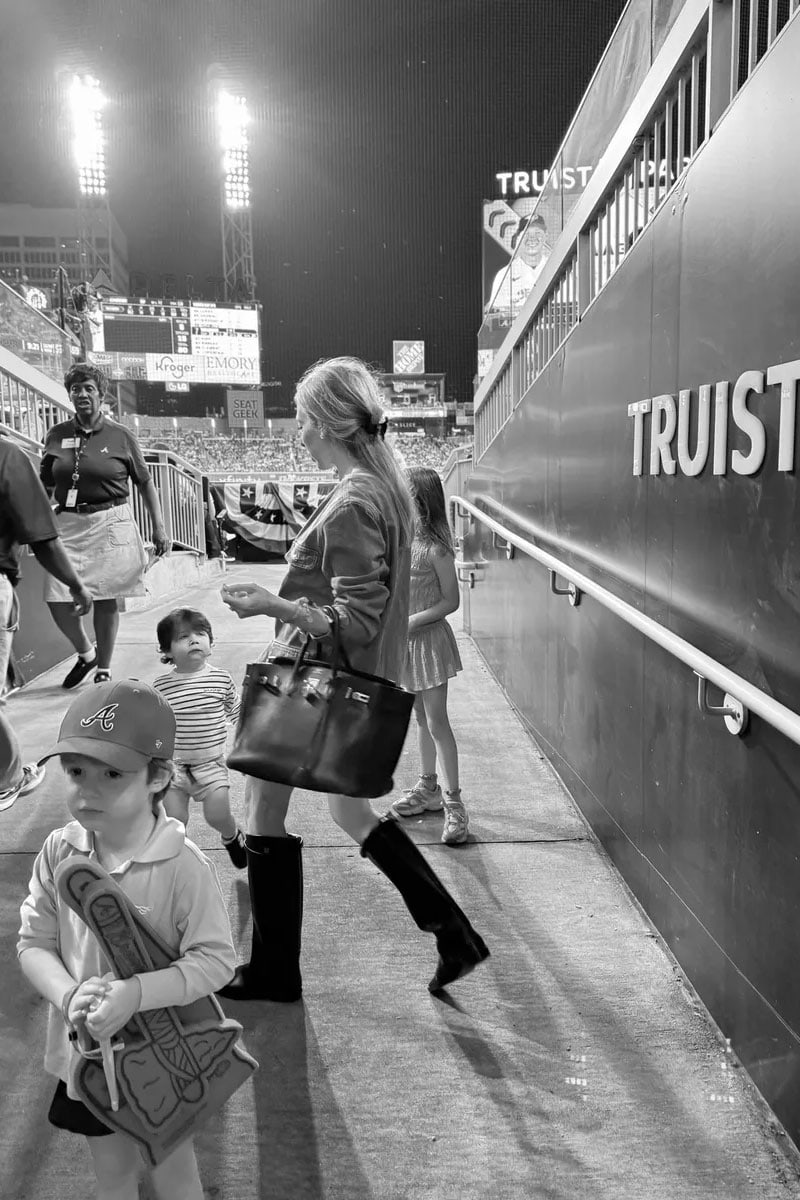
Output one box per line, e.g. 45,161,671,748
80,704,119,732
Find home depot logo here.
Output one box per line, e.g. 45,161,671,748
392,341,425,375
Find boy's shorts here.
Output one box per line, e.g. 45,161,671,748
49,1078,113,1137
171,757,229,804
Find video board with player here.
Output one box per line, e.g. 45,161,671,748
86,297,261,386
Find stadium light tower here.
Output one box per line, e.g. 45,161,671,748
217,90,256,301
69,74,114,289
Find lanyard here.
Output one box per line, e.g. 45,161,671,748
62,424,95,509
71,428,92,489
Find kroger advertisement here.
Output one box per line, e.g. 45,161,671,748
86,297,260,385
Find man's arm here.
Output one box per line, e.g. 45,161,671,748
29,537,92,614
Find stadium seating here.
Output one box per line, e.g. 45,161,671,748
136,431,471,477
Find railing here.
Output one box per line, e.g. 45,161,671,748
131,450,206,555
586,39,706,303
0,347,73,443
0,277,79,385
474,362,512,462
732,0,800,94
520,252,580,393
476,0,691,368
441,444,473,521
450,493,800,748
205,470,333,484
0,324,206,557
474,0,800,462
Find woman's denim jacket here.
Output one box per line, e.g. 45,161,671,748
277,468,410,681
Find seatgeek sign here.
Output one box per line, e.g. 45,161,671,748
627,358,800,476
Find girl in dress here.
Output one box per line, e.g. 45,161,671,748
390,467,468,845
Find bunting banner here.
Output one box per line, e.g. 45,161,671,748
211,481,334,559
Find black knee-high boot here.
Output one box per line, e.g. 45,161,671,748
360,817,489,992
218,834,303,1002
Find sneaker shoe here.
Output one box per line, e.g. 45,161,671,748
61,652,98,690
0,762,46,813
442,794,469,845
390,778,444,818
222,827,247,869
93,670,112,685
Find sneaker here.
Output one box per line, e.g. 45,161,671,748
0,762,46,813
222,828,247,869
61,652,97,690
390,778,444,818
93,670,112,685
442,794,469,845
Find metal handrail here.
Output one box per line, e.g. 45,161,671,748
450,493,800,749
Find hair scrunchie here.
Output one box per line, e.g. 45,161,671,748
365,416,388,440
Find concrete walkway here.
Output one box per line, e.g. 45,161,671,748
1,565,799,1199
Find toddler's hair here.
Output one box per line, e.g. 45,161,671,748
156,607,214,663
408,467,454,556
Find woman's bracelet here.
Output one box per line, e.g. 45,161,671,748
292,598,333,636
60,982,80,1026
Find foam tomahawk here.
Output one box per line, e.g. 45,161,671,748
55,858,257,1167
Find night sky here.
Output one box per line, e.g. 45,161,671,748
0,0,626,406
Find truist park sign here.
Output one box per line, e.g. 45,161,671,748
495,167,594,197
627,358,800,477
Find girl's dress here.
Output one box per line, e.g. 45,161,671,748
404,539,462,691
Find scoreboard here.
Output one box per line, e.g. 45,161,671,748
86,297,261,386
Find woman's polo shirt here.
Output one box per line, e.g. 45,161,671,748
41,416,151,508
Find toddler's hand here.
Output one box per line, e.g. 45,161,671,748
85,977,141,1040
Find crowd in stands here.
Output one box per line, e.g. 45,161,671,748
0,279,73,384
138,431,472,478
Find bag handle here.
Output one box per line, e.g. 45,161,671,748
286,603,353,690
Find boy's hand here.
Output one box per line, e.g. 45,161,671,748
85,977,141,1040
63,976,111,1024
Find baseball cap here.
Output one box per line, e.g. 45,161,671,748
41,679,176,771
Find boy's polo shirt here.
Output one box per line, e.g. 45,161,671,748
17,807,235,1090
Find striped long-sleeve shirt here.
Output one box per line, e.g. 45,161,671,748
152,665,240,764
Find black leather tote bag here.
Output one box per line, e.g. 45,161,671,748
227,611,414,798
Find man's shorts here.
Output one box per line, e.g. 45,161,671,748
171,757,229,804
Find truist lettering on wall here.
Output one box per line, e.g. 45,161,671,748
627,359,800,477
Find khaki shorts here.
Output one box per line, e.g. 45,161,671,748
171,757,229,804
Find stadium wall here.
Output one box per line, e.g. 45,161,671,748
464,17,800,1146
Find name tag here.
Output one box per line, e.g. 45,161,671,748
61,438,80,449
65,489,79,508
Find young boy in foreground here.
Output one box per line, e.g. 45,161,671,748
17,679,236,1200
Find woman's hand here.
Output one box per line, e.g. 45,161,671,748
220,582,277,619
84,977,141,1040
152,526,170,557
69,582,93,617
408,614,423,635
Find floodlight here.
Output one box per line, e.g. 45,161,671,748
70,75,107,196
217,91,251,210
